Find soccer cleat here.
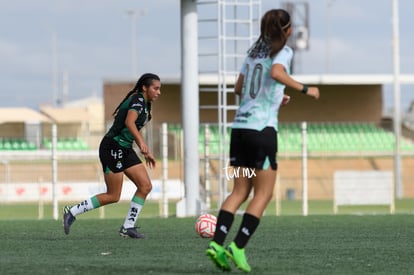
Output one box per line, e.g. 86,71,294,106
205,241,231,271
63,205,76,235
227,242,251,273
119,226,145,239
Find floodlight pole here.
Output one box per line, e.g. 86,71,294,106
52,124,59,220
52,33,58,106
392,0,403,198
126,9,146,78
127,10,137,78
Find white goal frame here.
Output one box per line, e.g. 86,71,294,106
333,170,395,214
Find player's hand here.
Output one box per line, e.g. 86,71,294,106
139,143,149,155
144,153,156,169
307,87,320,99
281,94,290,106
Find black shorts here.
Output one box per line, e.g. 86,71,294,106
99,136,142,173
229,127,278,170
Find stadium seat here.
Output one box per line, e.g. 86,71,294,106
19,140,29,150
277,122,414,153
184,122,414,155
3,140,12,150
11,140,20,150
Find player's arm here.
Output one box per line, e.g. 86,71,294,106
125,109,156,168
125,109,149,155
234,73,244,96
270,63,320,99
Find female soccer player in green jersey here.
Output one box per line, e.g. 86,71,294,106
63,73,161,239
206,9,320,272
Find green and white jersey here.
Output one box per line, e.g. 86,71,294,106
105,92,150,148
232,44,293,131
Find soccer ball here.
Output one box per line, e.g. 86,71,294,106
195,213,217,238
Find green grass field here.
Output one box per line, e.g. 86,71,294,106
1,207,414,274
1,199,414,220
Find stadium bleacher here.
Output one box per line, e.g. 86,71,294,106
42,138,89,151
0,138,89,151
2,123,414,153
194,122,414,155
0,139,37,150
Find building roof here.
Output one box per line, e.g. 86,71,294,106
40,106,91,123
0,107,51,124
62,95,102,108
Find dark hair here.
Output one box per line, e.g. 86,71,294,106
251,9,291,58
112,73,160,116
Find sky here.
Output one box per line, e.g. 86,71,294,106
0,0,413,112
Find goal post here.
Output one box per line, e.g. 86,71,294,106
333,170,395,214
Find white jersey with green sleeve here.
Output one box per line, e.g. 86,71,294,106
232,45,293,131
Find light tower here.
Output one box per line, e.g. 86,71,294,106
282,2,310,74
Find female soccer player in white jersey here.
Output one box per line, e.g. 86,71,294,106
63,73,161,239
206,9,320,272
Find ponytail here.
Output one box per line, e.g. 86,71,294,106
250,9,291,58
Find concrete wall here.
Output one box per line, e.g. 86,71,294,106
103,81,383,126
281,84,383,122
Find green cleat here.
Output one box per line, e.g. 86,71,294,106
227,242,251,273
206,241,231,271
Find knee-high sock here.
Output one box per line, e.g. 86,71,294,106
123,195,145,228
212,210,234,245
233,213,260,248
69,196,100,216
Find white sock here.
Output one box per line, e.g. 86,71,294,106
70,198,95,216
123,198,144,228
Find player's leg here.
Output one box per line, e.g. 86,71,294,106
207,128,254,271
246,168,276,218
226,168,276,273
215,175,252,244
63,172,123,235
228,127,277,272
213,128,254,245
118,163,152,238
63,136,125,235
206,175,252,271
